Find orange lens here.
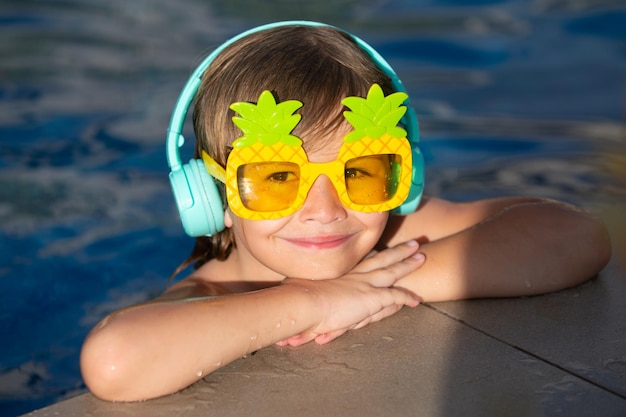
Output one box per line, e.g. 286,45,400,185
345,154,401,205
237,162,300,212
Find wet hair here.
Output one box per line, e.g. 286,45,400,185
173,24,394,276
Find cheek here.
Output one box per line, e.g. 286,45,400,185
356,211,389,237
229,216,286,251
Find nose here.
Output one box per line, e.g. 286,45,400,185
297,175,347,224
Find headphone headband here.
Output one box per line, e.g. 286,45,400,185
166,20,419,171
167,21,424,237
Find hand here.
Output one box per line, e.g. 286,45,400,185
277,240,424,347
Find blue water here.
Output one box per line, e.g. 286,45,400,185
1,1,625,415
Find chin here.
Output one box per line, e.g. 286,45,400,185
283,261,354,280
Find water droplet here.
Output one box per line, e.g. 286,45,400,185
382,336,394,342
196,370,203,377
290,320,296,326
276,322,281,328
524,279,532,288
250,334,257,340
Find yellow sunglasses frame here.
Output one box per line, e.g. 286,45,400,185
201,135,412,220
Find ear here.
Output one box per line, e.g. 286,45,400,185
224,208,234,228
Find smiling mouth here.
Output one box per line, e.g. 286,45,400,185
284,234,353,250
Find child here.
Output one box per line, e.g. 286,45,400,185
80,21,611,402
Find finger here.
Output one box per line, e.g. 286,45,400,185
362,286,421,320
362,254,425,289
351,240,422,274
353,304,404,330
387,286,422,308
314,329,348,345
353,292,422,331
285,332,316,347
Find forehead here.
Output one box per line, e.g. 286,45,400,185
300,122,351,162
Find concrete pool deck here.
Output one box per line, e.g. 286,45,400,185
23,252,626,416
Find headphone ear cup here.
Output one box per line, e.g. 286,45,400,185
169,159,225,237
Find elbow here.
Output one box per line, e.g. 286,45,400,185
80,321,144,402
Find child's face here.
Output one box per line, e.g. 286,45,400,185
224,129,390,281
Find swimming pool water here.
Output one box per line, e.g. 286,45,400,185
1,0,625,415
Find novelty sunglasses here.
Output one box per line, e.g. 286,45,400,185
202,84,414,220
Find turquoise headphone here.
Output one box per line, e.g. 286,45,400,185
166,21,424,237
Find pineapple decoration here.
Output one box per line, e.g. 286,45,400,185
339,83,413,210
227,90,310,219
230,90,303,148
341,83,409,144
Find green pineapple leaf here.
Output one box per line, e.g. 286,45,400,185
343,131,363,143
341,97,376,119
380,92,409,113
343,112,375,130
387,126,408,139
378,107,407,130
230,90,303,148
275,101,304,119
271,117,301,135
342,84,409,142
365,83,386,110
231,117,265,135
230,101,264,122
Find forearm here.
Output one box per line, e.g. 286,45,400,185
395,200,611,301
80,284,319,402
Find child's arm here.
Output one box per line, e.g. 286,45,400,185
80,242,422,402
383,197,611,301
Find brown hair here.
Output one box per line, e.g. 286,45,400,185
173,24,394,276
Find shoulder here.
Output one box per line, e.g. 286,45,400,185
158,276,233,301
159,255,241,300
